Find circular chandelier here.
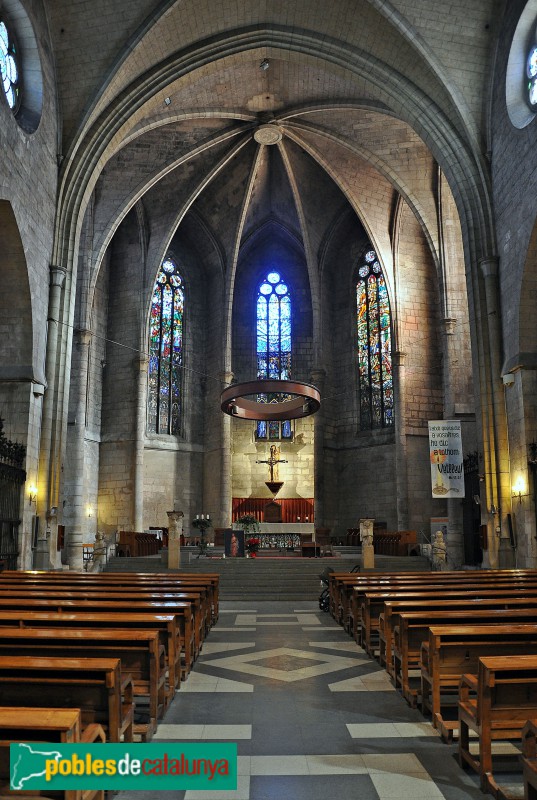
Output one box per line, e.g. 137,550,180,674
220,380,321,421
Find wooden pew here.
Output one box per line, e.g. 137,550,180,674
420,624,537,742
0,628,167,741
0,589,202,669
0,707,106,800
458,655,537,796
393,607,537,708
0,656,134,743
360,580,537,656
0,610,182,697
0,596,194,677
377,594,537,671
330,569,537,632
522,720,537,800
0,571,220,626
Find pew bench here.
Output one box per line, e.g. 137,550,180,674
0,596,194,678
0,706,106,800
0,656,134,744
0,628,167,741
522,720,537,800
393,608,537,708
458,655,537,797
420,624,537,742
0,610,182,699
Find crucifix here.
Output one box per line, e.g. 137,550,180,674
257,444,287,482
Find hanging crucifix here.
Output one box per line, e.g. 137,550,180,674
257,444,287,495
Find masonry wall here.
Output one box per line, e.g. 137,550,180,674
0,0,58,567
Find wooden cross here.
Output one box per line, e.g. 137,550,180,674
256,444,288,482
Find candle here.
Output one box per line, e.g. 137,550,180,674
201,514,204,519
196,515,199,519
297,516,301,522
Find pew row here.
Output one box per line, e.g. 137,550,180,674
0,656,134,743
0,706,106,800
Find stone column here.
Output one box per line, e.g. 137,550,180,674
133,355,149,531
36,265,66,566
219,371,234,527
167,510,184,569
442,317,465,568
480,258,513,568
310,368,326,529
393,351,409,530
66,329,92,571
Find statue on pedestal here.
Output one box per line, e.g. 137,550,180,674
359,518,375,569
432,530,447,570
166,510,184,569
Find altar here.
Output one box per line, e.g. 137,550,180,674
233,522,315,550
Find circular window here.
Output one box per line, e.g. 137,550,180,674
0,1,43,134
0,21,19,111
506,1,537,128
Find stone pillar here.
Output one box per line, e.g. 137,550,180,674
133,355,149,531
441,318,465,568
480,258,513,568
167,510,184,570
310,368,326,528
36,265,66,564
360,518,375,570
66,329,92,571
393,351,409,529
219,371,234,527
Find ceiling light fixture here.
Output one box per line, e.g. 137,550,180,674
221,380,320,421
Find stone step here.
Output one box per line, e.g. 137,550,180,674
104,553,431,600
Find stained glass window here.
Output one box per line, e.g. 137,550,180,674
147,257,184,435
356,249,394,429
255,271,293,440
0,21,19,111
527,26,537,110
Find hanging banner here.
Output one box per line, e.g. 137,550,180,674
428,420,464,498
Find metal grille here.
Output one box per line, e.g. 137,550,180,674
0,418,26,569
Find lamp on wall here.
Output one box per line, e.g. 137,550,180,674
28,484,37,505
512,476,526,504
87,505,93,518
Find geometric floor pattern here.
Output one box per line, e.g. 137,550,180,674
117,600,486,800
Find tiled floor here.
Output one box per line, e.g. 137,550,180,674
118,601,486,800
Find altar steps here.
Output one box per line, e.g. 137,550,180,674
104,553,431,600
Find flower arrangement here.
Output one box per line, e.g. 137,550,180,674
236,514,260,534
246,537,260,557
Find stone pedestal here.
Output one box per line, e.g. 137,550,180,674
360,518,375,570
167,510,184,569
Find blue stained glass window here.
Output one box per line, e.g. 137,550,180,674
0,20,19,111
148,256,184,435
255,270,293,440
526,31,537,110
356,248,394,430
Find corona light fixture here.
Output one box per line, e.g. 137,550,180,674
221,379,320,421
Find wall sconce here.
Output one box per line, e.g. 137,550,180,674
28,484,37,505
512,476,526,504
87,506,93,518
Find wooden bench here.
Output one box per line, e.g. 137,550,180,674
0,596,194,678
522,720,537,800
0,610,182,697
0,628,167,741
0,706,106,800
0,571,220,626
0,656,134,743
420,624,537,742
379,594,537,674
360,582,537,656
458,655,537,796
393,607,537,707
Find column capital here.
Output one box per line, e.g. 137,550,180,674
443,317,457,335
393,350,406,367
76,328,92,347
220,371,235,385
49,264,67,287
479,256,499,279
